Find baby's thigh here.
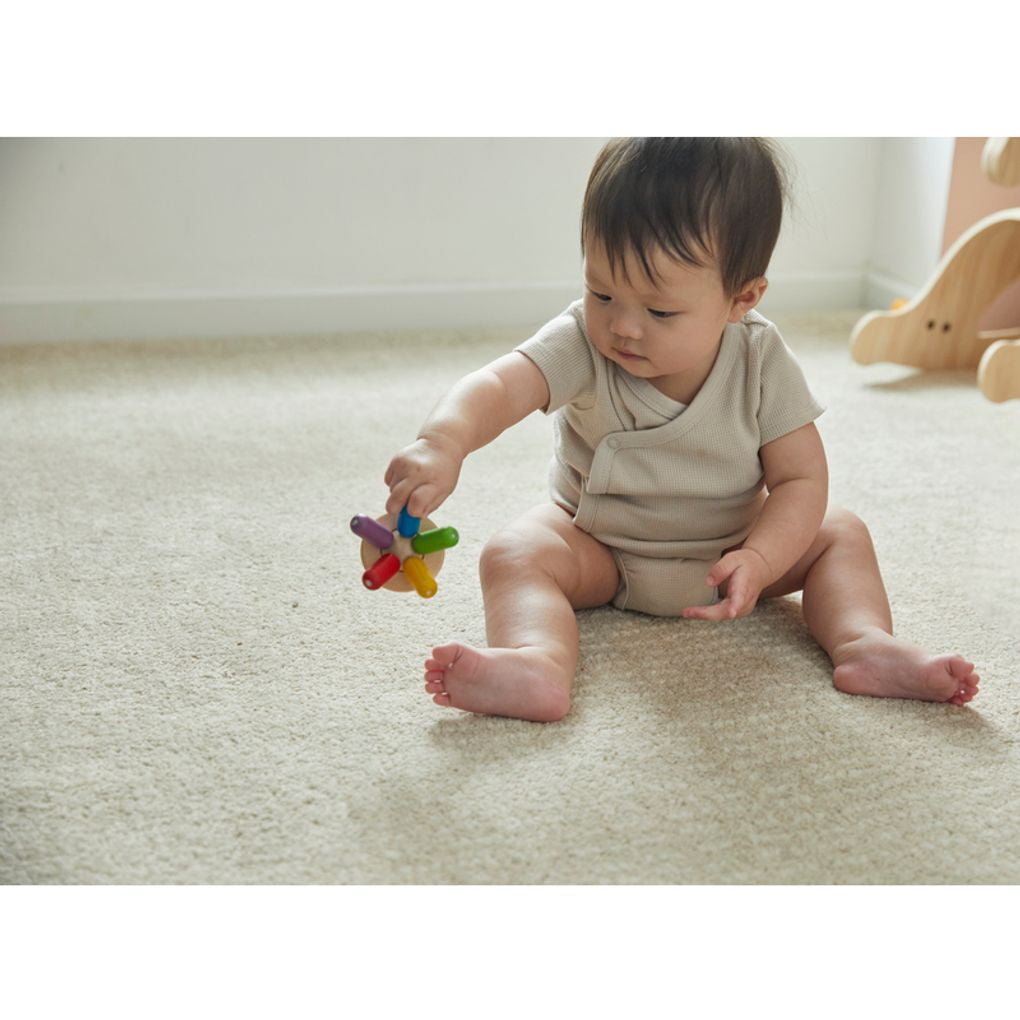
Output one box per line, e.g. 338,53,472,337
611,551,719,617
480,503,620,609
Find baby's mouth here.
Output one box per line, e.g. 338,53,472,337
615,348,646,361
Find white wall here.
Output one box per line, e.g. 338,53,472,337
864,137,956,308
0,138,954,343
768,137,882,313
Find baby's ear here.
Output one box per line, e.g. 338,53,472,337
728,277,768,320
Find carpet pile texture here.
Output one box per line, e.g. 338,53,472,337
2,309,1018,883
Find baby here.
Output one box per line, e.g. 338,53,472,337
384,137,980,722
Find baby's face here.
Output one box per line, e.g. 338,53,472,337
582,242,765,404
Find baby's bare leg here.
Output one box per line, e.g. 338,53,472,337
423,504,619,721
759,507,980,705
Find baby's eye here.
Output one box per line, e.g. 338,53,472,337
648,309,676,319
590,290,611,303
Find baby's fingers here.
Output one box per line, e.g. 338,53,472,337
404,484,445,519
384,452,412,489
683,600,737,622
384,479,417,516
384,481,445,519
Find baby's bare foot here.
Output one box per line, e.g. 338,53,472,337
832,630,980,706
423,641,571,722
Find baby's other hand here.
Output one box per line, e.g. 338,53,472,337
682,548,771,622
383,434,463,519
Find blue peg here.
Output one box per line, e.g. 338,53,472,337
397,505,420,537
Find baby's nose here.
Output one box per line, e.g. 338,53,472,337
610,311,642,341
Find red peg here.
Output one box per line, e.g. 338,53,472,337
363,552,401,590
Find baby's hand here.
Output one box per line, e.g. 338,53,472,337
383,434,463,519
682,549,771,622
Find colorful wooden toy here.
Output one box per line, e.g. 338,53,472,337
352,505,460,598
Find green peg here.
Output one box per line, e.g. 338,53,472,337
411,526,460,556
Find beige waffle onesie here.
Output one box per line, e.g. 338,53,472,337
515,299,825,616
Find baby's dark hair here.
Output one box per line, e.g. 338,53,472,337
581,138,791,299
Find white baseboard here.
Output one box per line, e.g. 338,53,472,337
0,284,575,344
0,271,872,345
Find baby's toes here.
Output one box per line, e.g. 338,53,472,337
948,668,980,706
947,656,975,680
429,642,464,670
425,678,452,706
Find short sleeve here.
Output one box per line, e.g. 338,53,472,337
514,303,597,414
755,321,825,446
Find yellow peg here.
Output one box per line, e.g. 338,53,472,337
402,555,438,599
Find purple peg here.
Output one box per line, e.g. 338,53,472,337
350,514,394,551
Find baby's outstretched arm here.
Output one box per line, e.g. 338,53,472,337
684,422,828,621
384,352,549,518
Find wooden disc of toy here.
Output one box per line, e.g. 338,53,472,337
359,513,447,593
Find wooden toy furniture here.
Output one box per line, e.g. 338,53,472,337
352,505,459,599
850,138,1020,403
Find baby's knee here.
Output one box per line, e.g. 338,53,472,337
479,524,570,582
479,522,563,579
824,507,874,549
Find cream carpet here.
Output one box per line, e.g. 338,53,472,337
2,309,1019,884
